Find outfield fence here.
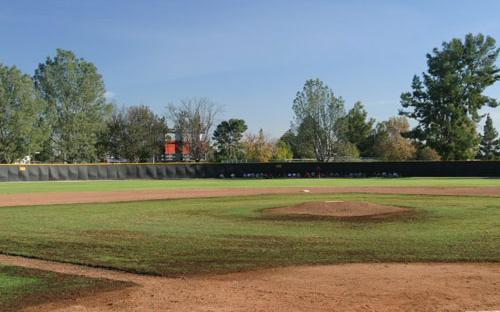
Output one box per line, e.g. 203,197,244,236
1,161,500,182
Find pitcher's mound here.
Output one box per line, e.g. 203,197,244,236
268,200,410,218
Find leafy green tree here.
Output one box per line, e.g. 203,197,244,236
280,116,316,159
125,106,168,162
400,33,500,160
478,114,500,160
336,141,360,160
292,79,346,161
272,140,293,161
0,64,48,163
34,49,112,162
213,118,247,161
279,130,297,155
103,105,168,162
97,104,125,161
343,101,375,156
373,116,416,161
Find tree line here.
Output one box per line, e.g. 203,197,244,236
0,33,499,163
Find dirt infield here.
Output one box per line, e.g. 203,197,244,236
0,255,496,312
1,186,500,207
268,200,410,217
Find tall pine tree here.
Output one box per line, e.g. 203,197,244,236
400,34,500,160
213,119,248,161
343,101,375,156
478,115,500,160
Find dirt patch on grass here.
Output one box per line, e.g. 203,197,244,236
0,186,500,207
268,200,410,218
0,255,497,312
0,264,132,312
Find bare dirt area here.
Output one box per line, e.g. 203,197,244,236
0,255,497,312
268,200,410,218
1,186,500,207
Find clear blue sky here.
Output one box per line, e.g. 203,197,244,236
1,0,500,136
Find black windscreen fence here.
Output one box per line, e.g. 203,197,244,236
1,161,500,182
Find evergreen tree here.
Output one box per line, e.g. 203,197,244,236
280,116,316,159
400,34,500,160
213,119,247,161
343,101,375,156
478,115,500,160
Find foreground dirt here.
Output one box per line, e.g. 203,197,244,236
1,186,500,207
0,255,497,312
268,200,410,217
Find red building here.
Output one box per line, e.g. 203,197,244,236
164,129,191,161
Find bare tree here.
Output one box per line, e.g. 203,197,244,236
167,98,220,161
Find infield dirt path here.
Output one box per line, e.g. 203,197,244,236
1,186,500,207
0,255,498,312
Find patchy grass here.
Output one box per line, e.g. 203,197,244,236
0,177,500,194
0,265,131,312
0,193,498,276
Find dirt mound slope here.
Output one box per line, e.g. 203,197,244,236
268,200,410,217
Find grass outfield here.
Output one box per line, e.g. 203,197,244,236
0,177,500,194
0,193,498,276
0,265,130,311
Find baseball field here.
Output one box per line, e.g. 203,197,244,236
0,177,499,311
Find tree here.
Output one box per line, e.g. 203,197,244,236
400,33,500,160
478,114,500,160
124,106,168,162
279,130,297,157
336,141,360,160
34,49,112,162
415,146,441,161
103,105,168,162
213,118,247,161
0,64,48,163
242,129,274,162
373,116,416,161
98,105,127,161
272,140,293,161
343,101,375,156
167,98,220,161
280,116,316,159
292,79,346,161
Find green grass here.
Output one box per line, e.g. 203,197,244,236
1,177,500,194
0,265,131,312
0,193,498,276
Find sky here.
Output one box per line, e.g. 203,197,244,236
1,0,500,137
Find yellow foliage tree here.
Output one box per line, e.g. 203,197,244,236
374,116,416,161
242,129,274,162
